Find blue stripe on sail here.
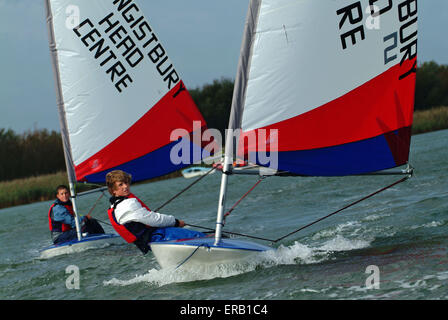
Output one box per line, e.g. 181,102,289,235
251,133,398,176
83,140,210,183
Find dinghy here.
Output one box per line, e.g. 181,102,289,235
150,0,418,268
41,0,209,257
40,234,123,259
181,167,215,179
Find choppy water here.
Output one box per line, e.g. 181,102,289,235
1,130,447,300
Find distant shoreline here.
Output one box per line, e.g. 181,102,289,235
411,106,448,135
1,106,447,210
0,170,183,210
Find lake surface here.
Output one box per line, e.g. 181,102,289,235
1,129,447,300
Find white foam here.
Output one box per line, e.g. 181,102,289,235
260,236,371,266
318,235,371,252
362,212,391,222
258,241,321,265
104,263,257,288
103,235,372,288
312,221,361,240
409,220,444,230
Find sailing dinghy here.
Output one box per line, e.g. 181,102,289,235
151,0,417,268
181,167,215,179
41,0,209,258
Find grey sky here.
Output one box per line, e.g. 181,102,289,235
0,0,447,133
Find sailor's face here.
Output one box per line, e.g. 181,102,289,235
56,188,70,203
113,181,130,197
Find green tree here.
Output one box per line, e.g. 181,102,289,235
415,61,448,110
0,129,21,181
20,129,65,177
0,128,65,182
190,78,234,136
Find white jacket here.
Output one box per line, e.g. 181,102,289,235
113,198,176,228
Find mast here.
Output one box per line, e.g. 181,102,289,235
44,0,82,241
214,0,262,245
214,140,233,245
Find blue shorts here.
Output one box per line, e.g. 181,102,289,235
150,227,206,242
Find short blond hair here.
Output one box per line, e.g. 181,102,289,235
106,170,132,195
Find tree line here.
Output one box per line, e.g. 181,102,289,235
1,61,447,182
0,128,66,182
415,61,448,110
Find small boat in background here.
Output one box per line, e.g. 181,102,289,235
181,167,215,179
40,234,124,259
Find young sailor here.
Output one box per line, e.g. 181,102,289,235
48,185,105,244
106,170,205,254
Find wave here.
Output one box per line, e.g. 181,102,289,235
409,220,445,230
103,235,372,288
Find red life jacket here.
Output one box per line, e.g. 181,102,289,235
48,202,75,232
107,193,152,243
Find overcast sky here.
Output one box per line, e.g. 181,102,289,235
1,0,447,133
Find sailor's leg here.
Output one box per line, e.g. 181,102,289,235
150,227,206,242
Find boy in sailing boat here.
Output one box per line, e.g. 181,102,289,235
48,185,105,244
106,170,205,254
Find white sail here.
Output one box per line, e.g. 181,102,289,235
231,0,417,176
239,0,417,132
42,0,207,255
46,0,206,183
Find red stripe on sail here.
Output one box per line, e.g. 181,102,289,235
239,58,416,154
75,81,206,181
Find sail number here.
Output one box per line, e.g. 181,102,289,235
336,0,417,80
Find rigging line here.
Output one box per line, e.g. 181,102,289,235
184,223,215,231
175,243,208,269
92,217,112,227
272,175,411,243
182,176,269,241
98,176,409,242
85,191,105,218
86,190,114,227
185,223,275,242
223,176,266,224
154,166,216,212
77,186,108,197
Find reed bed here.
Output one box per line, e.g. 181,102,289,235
412,106,448,135
0,170,183,209
0,171,94,209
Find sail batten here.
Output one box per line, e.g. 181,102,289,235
231,0,418,176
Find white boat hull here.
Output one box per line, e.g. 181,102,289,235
39,233,124,259
150,237,272,269
181,167,214,179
